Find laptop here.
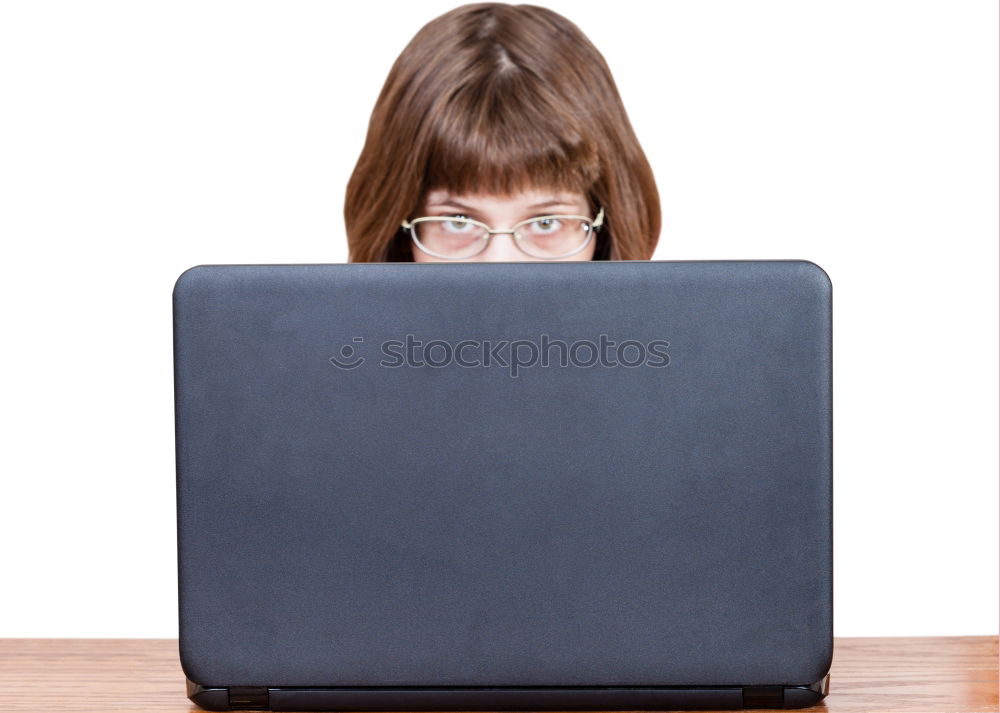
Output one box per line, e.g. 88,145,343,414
173,260,832,711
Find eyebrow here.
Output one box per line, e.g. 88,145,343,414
426,198,577,212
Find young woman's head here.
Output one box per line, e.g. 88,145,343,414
345,3,660,262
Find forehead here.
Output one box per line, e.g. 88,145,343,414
423,187,586,209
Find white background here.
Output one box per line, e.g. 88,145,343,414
1,1,996,638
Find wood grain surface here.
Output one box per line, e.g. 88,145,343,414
0,636,995,712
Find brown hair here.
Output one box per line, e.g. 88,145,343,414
344,3,660,262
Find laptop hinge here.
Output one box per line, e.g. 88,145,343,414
228,686,269,710
742,685,784,708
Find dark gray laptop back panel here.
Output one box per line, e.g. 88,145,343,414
173,260,832,705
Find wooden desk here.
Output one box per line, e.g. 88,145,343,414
0,636,995,712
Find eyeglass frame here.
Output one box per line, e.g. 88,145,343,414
400,206,605,260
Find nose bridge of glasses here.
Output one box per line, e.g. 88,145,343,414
484,227,520,239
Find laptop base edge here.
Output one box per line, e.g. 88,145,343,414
186,674,830,711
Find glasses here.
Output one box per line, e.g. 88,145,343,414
401,207,604,260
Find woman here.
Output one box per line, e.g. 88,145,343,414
345,3,660,262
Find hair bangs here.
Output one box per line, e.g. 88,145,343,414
420,77,601,200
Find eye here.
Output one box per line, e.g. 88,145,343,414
441,215,476,233
527,217,563,234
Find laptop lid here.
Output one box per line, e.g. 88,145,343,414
173,260,832,699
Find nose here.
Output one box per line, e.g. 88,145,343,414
473,232,538,262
